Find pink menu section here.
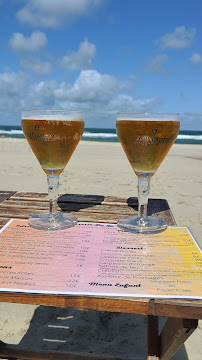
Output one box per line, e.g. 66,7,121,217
0,219,201,299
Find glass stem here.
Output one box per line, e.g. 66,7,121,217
138,177,150,226
47,174,59,217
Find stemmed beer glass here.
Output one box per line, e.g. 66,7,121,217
116,112,180,234
22,110,84,230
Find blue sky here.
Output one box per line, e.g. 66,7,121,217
1,0,202,129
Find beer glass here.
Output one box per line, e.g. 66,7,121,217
22,110,84,230
116,112,180,234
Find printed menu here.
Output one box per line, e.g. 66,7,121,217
0,219,201,299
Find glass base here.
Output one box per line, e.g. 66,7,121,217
28,212,78,231
117,215,167,234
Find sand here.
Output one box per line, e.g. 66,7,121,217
0,138,201,359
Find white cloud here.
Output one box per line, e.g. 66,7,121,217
107,94,162,114
0,69,201,130
147,54,168,73
0,71,28,96
55,70,119,102
9,31,47,52
20,57,53,75
0,69,161,126
0,71,29,115
31,80,58,107
60,39,96,70
9,31,51,75
16,0,102,28
157,26,195,49
189,53,202,65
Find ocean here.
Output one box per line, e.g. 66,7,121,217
0,125,202,144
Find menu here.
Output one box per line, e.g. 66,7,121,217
0,219,201,299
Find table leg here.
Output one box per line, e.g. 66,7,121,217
147,315,159,360
159,318,198,360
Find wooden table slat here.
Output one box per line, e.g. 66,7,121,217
0,192,177,226
11,192,138,205
0,293,150,314
0,200,137,214
0,190,16,203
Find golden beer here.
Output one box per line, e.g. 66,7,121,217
116,119,179,178
22,119,84,175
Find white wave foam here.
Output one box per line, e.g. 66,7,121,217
83,131,117,138
0,130,23,135
177,134,202,140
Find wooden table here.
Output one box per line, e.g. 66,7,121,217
0,190,201,360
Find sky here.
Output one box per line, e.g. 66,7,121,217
1,0,202,130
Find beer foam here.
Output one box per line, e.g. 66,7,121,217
117,117,178,121
22,112,84,121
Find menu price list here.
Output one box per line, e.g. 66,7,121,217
0,219,201,299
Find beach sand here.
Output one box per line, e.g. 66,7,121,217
0,138,201,359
